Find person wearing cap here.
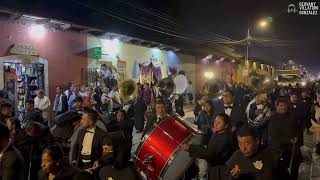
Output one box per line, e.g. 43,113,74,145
51,97,84,144
182,113,236,180
226,126,289,180
72,109,106,170
0,123,25,180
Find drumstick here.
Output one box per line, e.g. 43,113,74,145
288,142,296,175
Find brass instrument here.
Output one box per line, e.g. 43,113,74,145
246,69,274,128
119,79,137,101
202,79,225,99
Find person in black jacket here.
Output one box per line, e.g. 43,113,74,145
117,110,134,150
267,97,302,180
25,99,44,124
0,102,13,124
300,89,313,134
194,100,215,145
142,99,169,138
212,90,246,132
98,136,142,180
38,145,91,180
0,123,25,180
6,117,31,179
72,109,107,170
25,122,59,180
182,113,236,180
134,87,147,133
227,126,290,180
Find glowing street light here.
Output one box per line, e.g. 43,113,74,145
204,72,214,79
259,20,268,28
29,24,45,39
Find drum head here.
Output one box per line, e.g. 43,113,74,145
134,115,202,180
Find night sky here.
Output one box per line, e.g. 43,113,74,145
1,0,319,71
146,0,320,71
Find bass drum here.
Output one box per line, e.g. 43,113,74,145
134,115,202,180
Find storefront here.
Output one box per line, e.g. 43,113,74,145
85,36,197,91
0,44,49,119
0,21,88,110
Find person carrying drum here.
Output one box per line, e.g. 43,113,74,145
142,98,169,138
182,113,236,180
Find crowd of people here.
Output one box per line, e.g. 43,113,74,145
0,74,194,180
0,78,320,180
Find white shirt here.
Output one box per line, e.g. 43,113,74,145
34,96,51,111
0,142,10,160
81,127,96,158
224,104,233,116
81,127,96,159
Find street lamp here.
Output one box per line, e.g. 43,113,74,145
245,17,271,62
259,20,268,28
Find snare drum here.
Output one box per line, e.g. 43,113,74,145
134,115,202,180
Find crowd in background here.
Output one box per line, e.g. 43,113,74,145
1,78,320,180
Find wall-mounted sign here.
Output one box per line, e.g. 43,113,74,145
117,60,126,69
92,47,102,60
10,44,38,56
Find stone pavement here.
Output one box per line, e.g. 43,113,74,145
299,132,313,180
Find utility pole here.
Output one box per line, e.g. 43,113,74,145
246,29,250,62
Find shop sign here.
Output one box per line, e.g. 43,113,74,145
92,47,102,60
10,44,38,56
117,60,126,68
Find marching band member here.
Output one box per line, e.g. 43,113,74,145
142,99,169,138
227,126,289,180
182,113,236,180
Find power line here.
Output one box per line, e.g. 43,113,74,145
70,0,193,40
71,0,238,44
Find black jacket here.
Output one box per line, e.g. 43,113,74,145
142,114,169,137
38,164,91,180
25,108,44,124
99,163,142,180
0,144,25,180
72,126,106,168
213,99,247,129
267,112,298,151
54,94,68,115
226,146,289,180
189,131,236,180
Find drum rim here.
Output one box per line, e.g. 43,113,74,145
134,115,201,179
134,115,170,174
159,132,193,178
